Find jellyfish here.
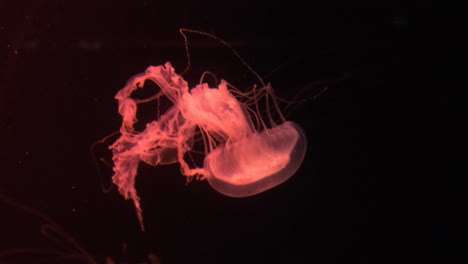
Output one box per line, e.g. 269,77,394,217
109,61,307,230
109,30,309,231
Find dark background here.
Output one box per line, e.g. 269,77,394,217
1,1,407,264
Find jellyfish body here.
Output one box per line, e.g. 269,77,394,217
110,62,307,229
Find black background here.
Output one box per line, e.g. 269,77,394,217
1,1,407,264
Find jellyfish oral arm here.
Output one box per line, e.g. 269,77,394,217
110,153,145,230
182,81,253,142
110,63,196,231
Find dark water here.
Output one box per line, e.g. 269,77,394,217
1,2,407,264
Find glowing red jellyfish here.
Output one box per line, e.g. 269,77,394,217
110,33,307,230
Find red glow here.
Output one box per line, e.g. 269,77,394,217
111,63,306,230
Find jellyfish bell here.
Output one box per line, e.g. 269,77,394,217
204,121,307,197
